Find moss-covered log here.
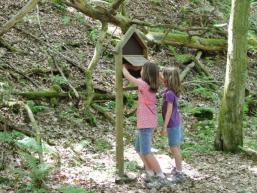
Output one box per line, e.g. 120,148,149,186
17,90,66,99
16,90,118,101
146,31,257,51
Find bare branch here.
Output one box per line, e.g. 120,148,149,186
0,0,40,36
109,0,126,13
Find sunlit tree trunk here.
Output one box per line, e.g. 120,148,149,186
215,0,250,152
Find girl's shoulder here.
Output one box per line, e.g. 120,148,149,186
137,79,149,87
165,89,178,98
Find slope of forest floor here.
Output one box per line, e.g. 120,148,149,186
0,0,257,193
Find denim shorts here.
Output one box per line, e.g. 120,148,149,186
135,128,153,155
167,126,183,146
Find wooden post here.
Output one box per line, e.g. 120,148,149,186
114,51,124,177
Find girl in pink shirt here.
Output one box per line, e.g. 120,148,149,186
123,62,166,183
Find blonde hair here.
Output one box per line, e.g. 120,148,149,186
141,62,159,92
163,66,181,96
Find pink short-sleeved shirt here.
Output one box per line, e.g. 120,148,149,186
135,79,157,129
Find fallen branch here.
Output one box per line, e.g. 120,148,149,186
179,51,202,81
53,59,80,99
91,103,115,124
0,37,23,53
5,63,40,88
16,90,117,101
182,80,223,86
193,51,212,77
23,103,43,162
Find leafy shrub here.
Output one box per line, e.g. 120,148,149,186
86,28,99,42
52,0,66,12
50,75,68,86
125,160,139,172
95,138,112,152
62,16,71,25
26,100,47,114
192,85,219,101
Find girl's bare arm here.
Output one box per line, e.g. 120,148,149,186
163,102,173,128
122,66,139,85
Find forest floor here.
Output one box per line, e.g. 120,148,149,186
0,0,257,193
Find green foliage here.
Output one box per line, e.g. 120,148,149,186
0,176,10,184
191,85,219,101
18,136,42,153
60,106,79,118
0,132,14,143
244,116,257,151
157,112,163,126
84,110,96,126
125,160,139,172
191,107,214,120
26,100,47,114
155,135,167,150
248,30,257,54
52,0,66,12
9,135,57,192
125,93,136,108
180,0,227,27
17,162,52,190
182,120,215,159
62,16,71,25
192,120,215,142
15,147,53,191
17,136,58,155
95,138,112,152
59,185,95,193
105,0,114,3
105,101,115,109
168,46,193,63
50,75,68,86
75,13,86,24
0,131,24,144
0,81,12,102
150,0,162,6
181,101,214,120
86,28,99,42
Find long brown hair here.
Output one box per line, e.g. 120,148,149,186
163,66,181,96
141,62,159,92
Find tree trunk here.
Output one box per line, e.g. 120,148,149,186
0,0,40,36
215,0,250,152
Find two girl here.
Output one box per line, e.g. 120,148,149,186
122,62,184,185
122,62,166,182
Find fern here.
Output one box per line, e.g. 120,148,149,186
17,136,42,153
0,132,14,143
